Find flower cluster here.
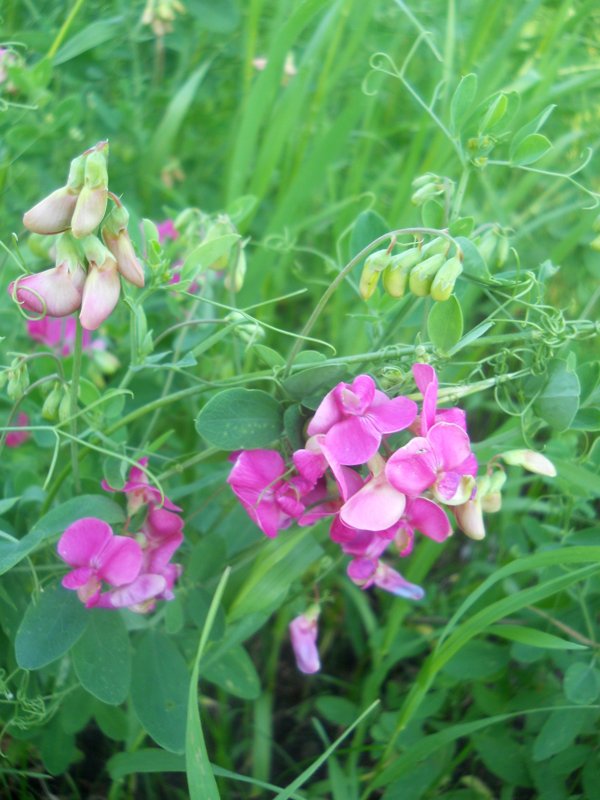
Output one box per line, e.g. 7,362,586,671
57,459,183,613
9,142,144,330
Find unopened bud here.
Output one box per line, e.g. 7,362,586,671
454,493,485,541
224,246,246,293
476,229,497,265
58,387,72,423
381,247,421,298
408,253,445,297
430,255,463,301
70,149,109,239
411,182,443,206
420,236,449,257
359,249,391,300
42,382,63,421
434,473,476,506
102,206,145,288
501,449,556,477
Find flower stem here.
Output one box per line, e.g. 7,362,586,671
69,319,84,492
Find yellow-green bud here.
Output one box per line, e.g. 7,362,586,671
420,236,449,257
58,387,72,423
359,249,392,300
381,247,422,298
430,255,463,302
42,382,63,421
409,253,445,297
224,247,247,293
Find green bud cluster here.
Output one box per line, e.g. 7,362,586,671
5,359,30,402
475,226,510,269
359,237,463,303
410,173,448,206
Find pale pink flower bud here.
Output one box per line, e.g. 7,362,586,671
102,206,145,288
454,493,485,541
289,608,320,674
79,238,120,330
22,155,85,234
501,449,557,477
71,148,109,239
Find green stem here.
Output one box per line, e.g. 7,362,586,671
284,227,460,374
47,0,86,59
69,320,84,492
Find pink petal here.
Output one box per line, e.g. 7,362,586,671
97,536,143,586
79,259,121,330
335,375,376,415
289,614,320,674
340,473,406,531
227,449,286,491
405,497,452,542
99,573,167,609
145,507,184,539
254,498,288,538
62,566,94,590
347,557,378,587
57,517,113,567
428,422,472,471
385,437,438,495
369,394,418,434
10,263,85,317
374,562,425,599
306,386,343,436
437,406,467,430
324,416,381,465
330,516,392,559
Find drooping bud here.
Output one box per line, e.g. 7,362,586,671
430,255,463,302
410,173,446,206
58,386,72,424
501,449,557,477
42,381,63,421
359,249,392,300
381,247,421,298
71,146,109,239
102,205,145,288
408,253,446,297
204,217,237,271
289,607,321,674
79,237,121,330
22,155,85,235
454,486,485,541
224,245,247,293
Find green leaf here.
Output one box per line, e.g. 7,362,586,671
571,408,600,431
441,640,509,680
15,584,89,670
448,216,474,237
455,237,491,281
427,295,463,354
229,528,324,621
479,92,508,132
108,749,185,780
450,73,478,133
533,708,594,761
421,200,445,229
72,611,131,705
131,632,189,753
0,495,125,576
283,365,346,403
196,388,283,450
511,133,552,166
489,624,588,651
252,344,286,369
149,63,210,166
349,209,389,269
563,662,600,705
202,645,261,700
510,104,556,159
181,233,241,280
53,17,123,64
534,358,581,430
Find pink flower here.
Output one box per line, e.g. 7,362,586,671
385,421,477,505
347,557,424,599
102,457,181,515
289,610,320,674
307,375,417,466
9,261,86,317
6,411,29,448
227,449,309,538
412,363,467,435
79,250,121,331
27,316,93,356
57,517,143,607
157,219,179,243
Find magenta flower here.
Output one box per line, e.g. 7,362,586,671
347,557,424,599
386,421,477,505
27,316,93,356
340,469,407,531
330,515,395,560
102,457,181,515
412,363,467,435
227,449,309,538
306,374,417,466
6,411,30,448
157,219,179,243
289,610,320,674
57,518,143,607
